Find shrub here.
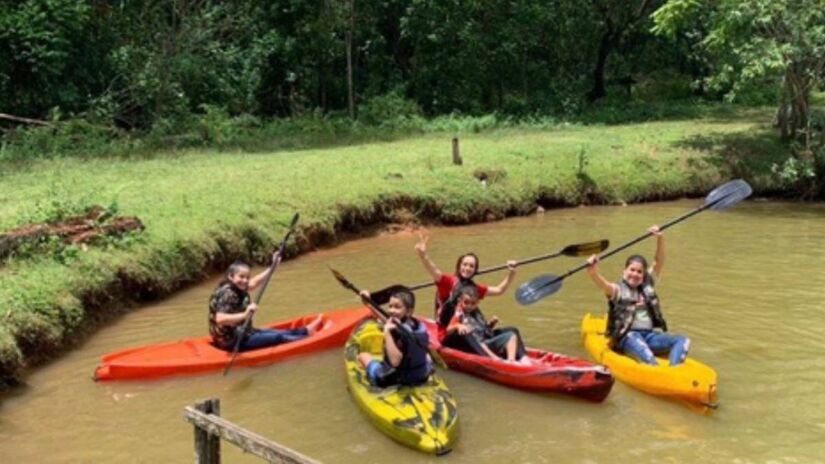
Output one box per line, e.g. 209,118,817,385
357,89,423,127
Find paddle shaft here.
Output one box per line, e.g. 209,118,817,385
555,195,726,283
224,215,299,375
333,271,447,368
376,249,573,298
337,276,391,321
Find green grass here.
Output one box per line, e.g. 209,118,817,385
0,106,790,386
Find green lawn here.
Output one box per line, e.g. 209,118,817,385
0,107,788,386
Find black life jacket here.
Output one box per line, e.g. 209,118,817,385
434,275,476,318
434,276,478,332
384,317,432,386
606,278,668,346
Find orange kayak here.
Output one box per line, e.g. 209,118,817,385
94,307,369,381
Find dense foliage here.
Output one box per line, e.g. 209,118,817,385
654,0,825,197
1,0,823,193
0,1,703,127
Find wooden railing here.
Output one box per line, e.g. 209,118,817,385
184,398,321,464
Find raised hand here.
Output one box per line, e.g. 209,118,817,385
414,231,429,256
506,260,517,273
586,254,600,269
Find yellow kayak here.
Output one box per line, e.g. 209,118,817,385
344,319,459,455
581,313,718,409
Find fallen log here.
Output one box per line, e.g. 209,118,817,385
0,112,50,126
0,205,143,261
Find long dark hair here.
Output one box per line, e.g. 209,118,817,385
454,252,480,279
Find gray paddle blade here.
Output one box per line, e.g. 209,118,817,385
515,274,563,306
706,179,752,210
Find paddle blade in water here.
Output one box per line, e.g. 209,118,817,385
705,179,752,210
515,274,563,305
561,239,610,257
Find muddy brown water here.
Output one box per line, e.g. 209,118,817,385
1,200,824,463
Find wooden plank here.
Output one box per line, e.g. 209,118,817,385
184,406,321,464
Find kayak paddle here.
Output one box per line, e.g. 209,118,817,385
516,179,753,305
330,267,448,370
223,212,300,376
369,239,610,305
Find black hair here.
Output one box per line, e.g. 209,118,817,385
457,284,479,301
624,254,653,285
454,252,480,278
624,254,648,270
220,260,250,286
390,288,416,312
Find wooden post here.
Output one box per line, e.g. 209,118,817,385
184,398,321,464
452,137,462,165
193,398,221,464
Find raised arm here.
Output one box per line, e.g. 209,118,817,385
486,260,517,296
249,251,281,291
649,225,665,278
586,255,617,299
415,232,443,282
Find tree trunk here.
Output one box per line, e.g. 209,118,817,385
588,33,613,102
522,43,529,99
346,0,356,119
782,68,812,143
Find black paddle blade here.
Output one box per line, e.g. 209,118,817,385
705,179,752,210
329,267,359,294
370,284,410,306
560,239,609,257
288,212,300,229
515,274,563,305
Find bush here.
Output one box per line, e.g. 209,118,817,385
196,105,261,147
0,115,126,161
357,89,422,127
633,71,695,101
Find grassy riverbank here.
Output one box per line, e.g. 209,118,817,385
0,106,789,387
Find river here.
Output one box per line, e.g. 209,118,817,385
1,200,823,463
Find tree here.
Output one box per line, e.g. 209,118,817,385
653,0,825,143
0,0,109,118
587,0,662,102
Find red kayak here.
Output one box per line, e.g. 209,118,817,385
94,307,369,381
423,319,614,402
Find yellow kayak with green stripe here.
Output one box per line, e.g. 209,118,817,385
581,313,718,409
345,319,459,455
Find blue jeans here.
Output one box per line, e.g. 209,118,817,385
238,327,309,352
366,360,392,386
619,330,690,366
